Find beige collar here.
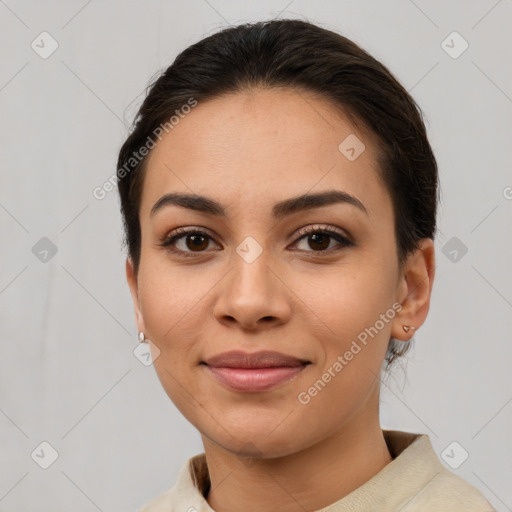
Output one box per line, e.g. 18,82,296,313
140,429,492,511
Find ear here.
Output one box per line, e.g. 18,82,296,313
391,238,436,341
125,257,145,334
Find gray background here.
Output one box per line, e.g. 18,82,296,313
1,1,511,511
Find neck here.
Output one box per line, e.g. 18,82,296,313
202,411,392,512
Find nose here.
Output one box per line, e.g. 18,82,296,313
213,251,291,331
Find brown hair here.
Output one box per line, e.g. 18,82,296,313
116,19,439,370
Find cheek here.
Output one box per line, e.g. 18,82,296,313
292,269,393,434
292,255,397,403
138,264,208,413
137,257,209,347
293,255,396,338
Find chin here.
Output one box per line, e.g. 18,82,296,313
202,420,308,460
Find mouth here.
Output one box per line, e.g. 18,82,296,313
201,350,311,392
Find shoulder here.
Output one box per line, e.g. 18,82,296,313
382,430,495,511
135,453,210,512
406,466,496,511
136,486,177,512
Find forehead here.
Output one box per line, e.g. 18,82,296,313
140,87,390,222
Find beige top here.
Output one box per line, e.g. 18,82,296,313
138,430,495,511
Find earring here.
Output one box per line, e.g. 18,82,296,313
138,331,148,344
402,325,416,333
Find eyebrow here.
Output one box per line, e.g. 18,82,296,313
150,190,368,219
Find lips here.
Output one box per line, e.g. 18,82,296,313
202,350,310,368
201,350,311,392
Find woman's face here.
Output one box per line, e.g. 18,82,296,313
127,87,415,458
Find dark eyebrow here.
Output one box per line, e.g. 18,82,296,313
150,190,368,219
272,190,368,219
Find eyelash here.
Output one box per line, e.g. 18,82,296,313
157,225,354,258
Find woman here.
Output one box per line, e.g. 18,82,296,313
117,18,494,512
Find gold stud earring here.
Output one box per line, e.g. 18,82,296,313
402,325,416,333
138,331,148,344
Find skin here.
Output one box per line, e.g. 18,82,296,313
126,87,435,512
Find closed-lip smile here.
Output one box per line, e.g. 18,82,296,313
201,350,311,392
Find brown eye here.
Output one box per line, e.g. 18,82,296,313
292,226,354,253
158,228,220,257
158,225,354,258
306,232,331,251
185,233,209,251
